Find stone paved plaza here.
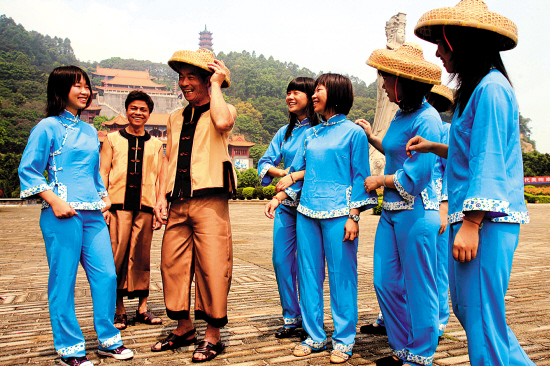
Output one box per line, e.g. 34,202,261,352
1,202,549,365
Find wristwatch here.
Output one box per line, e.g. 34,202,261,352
349,214,360,222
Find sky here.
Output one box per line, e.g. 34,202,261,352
2,0,548,153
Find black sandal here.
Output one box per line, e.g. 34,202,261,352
151,328,197,352
114,314,127,330
192,340,225,363
135,310,162,325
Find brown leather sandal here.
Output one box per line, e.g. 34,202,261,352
151,329,197,352
134,310,162,325
191,340,225,363
114,313,127,330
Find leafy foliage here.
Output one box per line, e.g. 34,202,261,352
523,151,550,177
238,168,260,188
242,187,254,199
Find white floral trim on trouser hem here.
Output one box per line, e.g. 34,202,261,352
332,340,354,354
393,348,434,366
377,312,384,322
393,175,415,203
284,315,302,326
303,336,327,350
57,342,85,357
99,333,121,350
439,323,447,332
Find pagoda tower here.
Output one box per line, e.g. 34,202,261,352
199,25,213,52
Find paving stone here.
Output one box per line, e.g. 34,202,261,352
1,203,549,365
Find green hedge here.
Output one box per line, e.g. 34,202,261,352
263,186,276,199
524,193,550,203
372,196,383,215
236,187,244,200
243,187,255,200
254,187,264,200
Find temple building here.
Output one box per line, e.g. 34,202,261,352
228,135,255,170
90,66,183,118
199,25,213,52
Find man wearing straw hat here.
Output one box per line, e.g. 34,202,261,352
152,49,237,363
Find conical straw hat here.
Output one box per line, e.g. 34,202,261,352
430,84,454,104
168,49,231,88
415,0,517,51
366,42,441,85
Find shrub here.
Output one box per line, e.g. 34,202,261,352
263,186,276,200
254,187,264,200
239,168,260,188
243,187,255,200
372,196,383,216
524,193,550,203
524,185,550,196
236,187,244,200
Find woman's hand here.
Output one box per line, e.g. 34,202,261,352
355,119,372,139
265,198,280,219
103,210,111,225
439,201,448,235
453,221,480,262
51,199,78,219
101,196,111,212
405,135,432,158
344,219,359,241
364,176,382,193
276,174,294,192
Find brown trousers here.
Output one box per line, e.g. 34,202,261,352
161,195,233,328
109,210,154,299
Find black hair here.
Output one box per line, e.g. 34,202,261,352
437,25,511,116
46,66,92,117
314,73,354,117
379,70,432,114
427,92,453,113
125,90,154,113
284,77,320,141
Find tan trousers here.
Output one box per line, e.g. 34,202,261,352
109,210,154,298
161,195,233,328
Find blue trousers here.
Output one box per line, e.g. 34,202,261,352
272,204,301,326
436,227,450,337
297,213,357,355
449,221,535,366
373,202,439,366
40,209,122,358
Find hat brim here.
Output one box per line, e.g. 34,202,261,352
168,57,230,88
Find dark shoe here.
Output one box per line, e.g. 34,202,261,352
274,326,298,338
151,329,197,352
192,340,225,363
298,328,309,341
98,345,134,360
135,310,162,325
114,313,127,330
360,323,387,335
59,356,93,366
376,356,403,366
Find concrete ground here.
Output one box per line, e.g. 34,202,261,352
0,202,549,365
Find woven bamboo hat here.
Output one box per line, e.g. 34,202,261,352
367,42,441,85
168,49,231,88
415,0,518,51
430,84,454,104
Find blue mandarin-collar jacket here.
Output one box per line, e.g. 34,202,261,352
287,114,378,218
382,101,442,211
18,110,108,210
447,69,529,224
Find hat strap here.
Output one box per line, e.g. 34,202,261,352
443,25,454,53
395,76,402,103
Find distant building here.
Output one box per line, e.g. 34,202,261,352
199,25,213,52
228,135,255,170
91,66,183,118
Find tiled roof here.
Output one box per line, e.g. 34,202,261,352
92,66,150,79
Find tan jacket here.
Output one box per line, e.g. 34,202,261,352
166,107,236,197
106,131,163,209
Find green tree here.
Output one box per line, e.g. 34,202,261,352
239,168,260,188
249,144,268,168
93,115,113,131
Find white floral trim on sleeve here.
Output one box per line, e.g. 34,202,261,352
285,187,298,201
281,198,299,207
447,210,529,225
463,198,509,214
434,178,443,202
57,342,85,357
420,189,439,210
350,196,379,209
98,190,108,198
20,184,51,199
441,193,449,201
393,175,415,203
259,164,274,182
